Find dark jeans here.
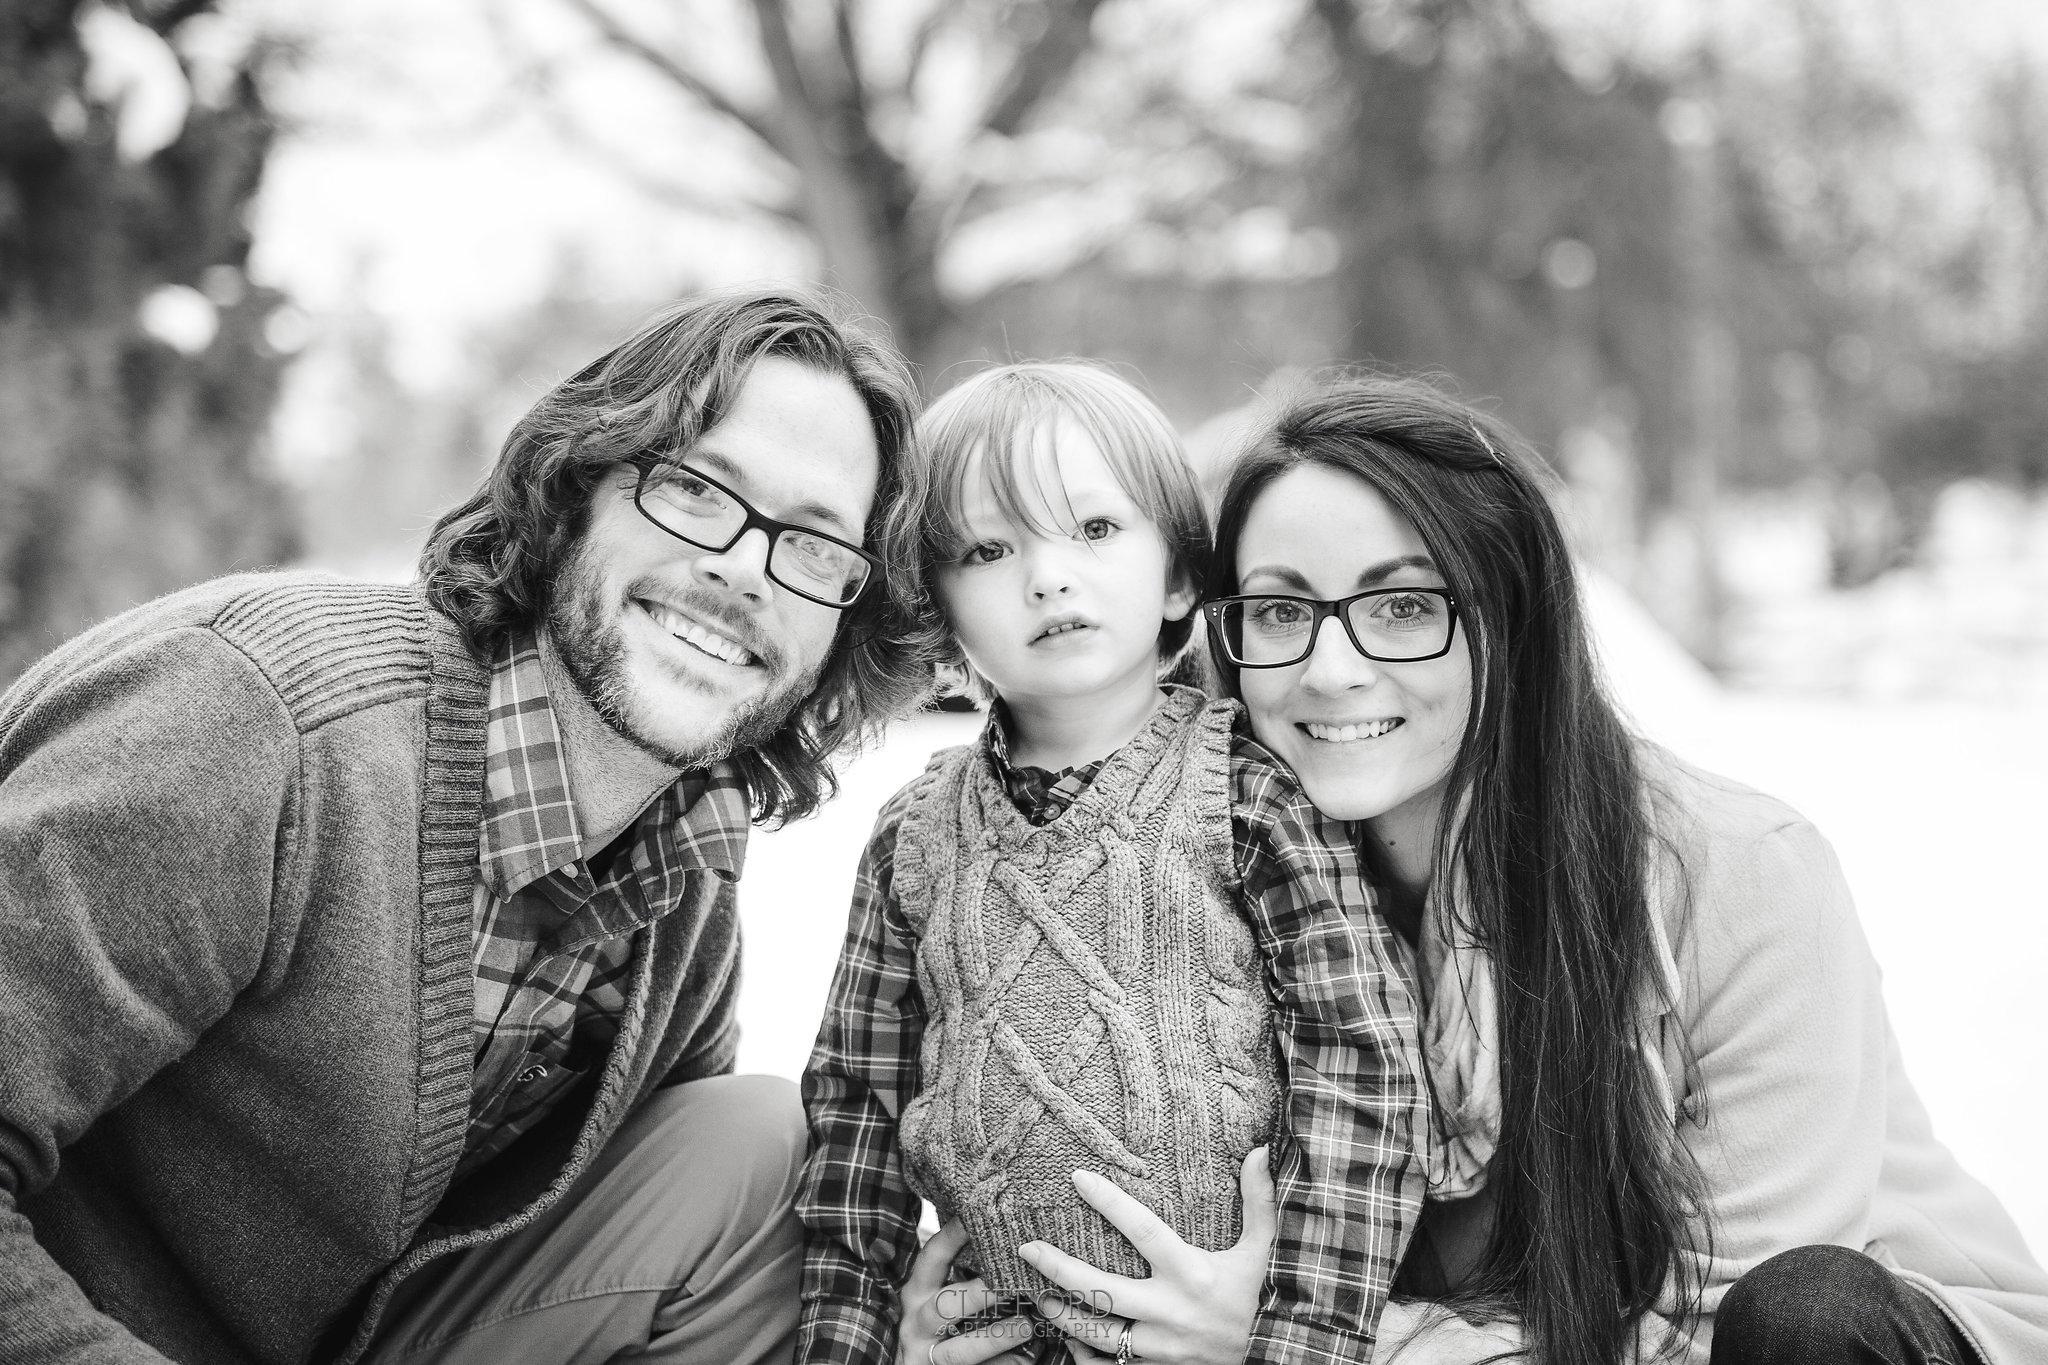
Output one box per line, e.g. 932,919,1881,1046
1711,1245,1984,1365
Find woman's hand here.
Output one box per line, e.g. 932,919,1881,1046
897,1221,1038,1365
1018,1148,1276,1365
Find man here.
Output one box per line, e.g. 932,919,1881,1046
0,290,929,1364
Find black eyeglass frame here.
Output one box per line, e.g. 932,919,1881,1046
630,460,883,610
1201,588,1461,668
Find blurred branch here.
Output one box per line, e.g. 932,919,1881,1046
749,0,816,126
1987,58,2048,234
833,0,870,127
538,100,803,225
137,0,214,34
558,0,788,158
902,4,950,101
979,0,1107,137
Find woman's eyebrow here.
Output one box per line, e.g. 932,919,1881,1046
1238,565,1315,592
1240,554,1438,593
1357,554,1438,587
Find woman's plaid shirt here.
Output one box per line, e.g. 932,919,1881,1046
796,716,1431,1365
460,633,749,1178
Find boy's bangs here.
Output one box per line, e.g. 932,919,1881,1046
924,389,1076,556
921,376,1196,556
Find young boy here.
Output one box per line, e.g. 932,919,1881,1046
796,363,1431,1365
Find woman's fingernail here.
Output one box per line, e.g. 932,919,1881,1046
1019,1241,1045,1261
1072,1169,1099,1190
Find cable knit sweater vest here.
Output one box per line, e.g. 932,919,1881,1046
894,688,1281,1295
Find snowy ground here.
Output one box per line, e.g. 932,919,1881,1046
734,577,2048,1261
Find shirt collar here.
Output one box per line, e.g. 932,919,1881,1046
479,631,749,898
983,699,1021,772
661,770,751,883
981,700,1107,826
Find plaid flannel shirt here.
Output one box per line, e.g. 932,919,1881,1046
796,711,1430,1365
460,632,749,1178
984,700,1107,825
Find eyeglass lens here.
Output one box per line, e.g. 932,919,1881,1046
1217,591,1452,665
639,469,871,605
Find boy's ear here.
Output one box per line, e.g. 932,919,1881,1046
1163,573,1198,624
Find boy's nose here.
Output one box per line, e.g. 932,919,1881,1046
1023,546,1076,600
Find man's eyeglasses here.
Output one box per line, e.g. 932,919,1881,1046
1201,588,1460,668
631,462,881,609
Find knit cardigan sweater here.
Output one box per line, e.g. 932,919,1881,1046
0,573,743,1365
893,690,1281,1296
1402,754,2048,1364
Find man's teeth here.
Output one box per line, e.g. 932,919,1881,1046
1304,719,1401,742
643,602,754,666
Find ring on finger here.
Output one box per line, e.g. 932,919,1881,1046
1116,1319,1135,1365
928,1341,941,1365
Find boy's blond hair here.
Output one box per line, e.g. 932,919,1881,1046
884,362,1211,685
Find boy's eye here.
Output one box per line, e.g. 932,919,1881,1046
963,541,1009,565
1078,517,1118,542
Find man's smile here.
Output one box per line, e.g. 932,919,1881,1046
636,597,759,668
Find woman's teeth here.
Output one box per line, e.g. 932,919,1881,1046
642,602,754,666
1304,719,1401,742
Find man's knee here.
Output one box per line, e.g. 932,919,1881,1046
685,1073,805,1217
1713,1245,1914,1364
618,1073,805,1227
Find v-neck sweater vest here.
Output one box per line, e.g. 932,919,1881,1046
892,688,1281,1295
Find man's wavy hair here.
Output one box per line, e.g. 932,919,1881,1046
419,287,933,825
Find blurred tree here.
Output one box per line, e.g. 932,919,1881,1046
1694,4,2048,581
1298,0,1749,653
289,266,661,576
1882,56,2048,507
539,0,1110,371
1288,0,2040,644
0,0,296,684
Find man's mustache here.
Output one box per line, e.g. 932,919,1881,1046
631,579,789,672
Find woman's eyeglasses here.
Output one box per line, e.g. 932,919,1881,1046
632,463,881,609
1201,588,1459,667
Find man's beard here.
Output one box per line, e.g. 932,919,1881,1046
545,551,830,772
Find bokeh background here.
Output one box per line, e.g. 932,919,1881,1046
5,0,2045,1253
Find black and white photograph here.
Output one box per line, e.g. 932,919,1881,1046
3,1,2047,1363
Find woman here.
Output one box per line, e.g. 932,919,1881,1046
1001,376,2048,1365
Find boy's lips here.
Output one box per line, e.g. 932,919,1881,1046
1029,614,1094,645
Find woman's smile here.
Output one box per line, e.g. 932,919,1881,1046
1231,462,1472,849
1300,718,1403,742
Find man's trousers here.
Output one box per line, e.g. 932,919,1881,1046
362,1073,802,1365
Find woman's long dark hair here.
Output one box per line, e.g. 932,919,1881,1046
419,287,933,825
1207,375,1705,1365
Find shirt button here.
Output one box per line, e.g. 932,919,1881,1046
516,1063,549,1085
